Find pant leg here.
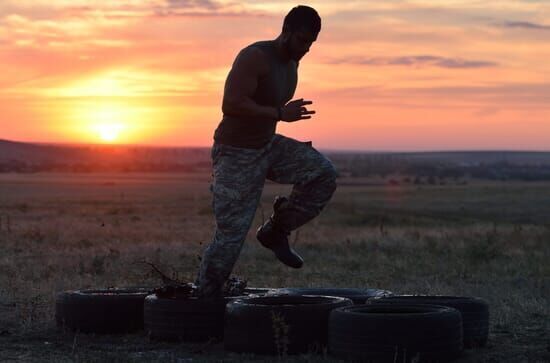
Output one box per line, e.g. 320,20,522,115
266,134,338,232
196,143,268,298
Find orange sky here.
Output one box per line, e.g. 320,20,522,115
0,1,549,150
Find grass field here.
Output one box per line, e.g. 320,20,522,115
0,172,548,362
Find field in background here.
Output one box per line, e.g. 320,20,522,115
0,172,548,362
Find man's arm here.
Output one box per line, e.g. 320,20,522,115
221,46,279,120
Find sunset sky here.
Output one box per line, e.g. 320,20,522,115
1,0,548,151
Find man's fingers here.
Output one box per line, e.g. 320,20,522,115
289,99,312,106
300,106,315,113
302,110,315,115
300,115,312,120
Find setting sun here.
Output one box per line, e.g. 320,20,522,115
58,96,170,146
87,105,129,143
97,123,123,143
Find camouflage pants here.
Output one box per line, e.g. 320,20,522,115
196,133,338,298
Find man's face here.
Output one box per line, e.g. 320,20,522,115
284,28,318,62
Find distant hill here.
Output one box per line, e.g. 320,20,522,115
0,139,210,172
328,150,550,180
328,150,550,166
1,139,550,180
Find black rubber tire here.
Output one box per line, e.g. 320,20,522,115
55,287,153,334
370,295,489,348
329,304,463,363
271,287,392,304
224,295,353,355
243,287,276,296
144,295,243,342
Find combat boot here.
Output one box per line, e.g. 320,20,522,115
256,196,304,269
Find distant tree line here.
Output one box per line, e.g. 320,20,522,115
467,162,550,181
328,154,550,181
2,156,550,181
0,160,211,173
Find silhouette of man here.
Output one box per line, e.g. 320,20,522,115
196,5,337,298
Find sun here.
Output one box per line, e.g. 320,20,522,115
62,74,169,145
97,123,123,142
85,104,129,144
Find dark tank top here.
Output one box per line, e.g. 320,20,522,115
213,40,298,149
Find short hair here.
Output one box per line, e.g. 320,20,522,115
282,5,321,34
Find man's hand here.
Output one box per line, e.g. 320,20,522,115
280,98,316,122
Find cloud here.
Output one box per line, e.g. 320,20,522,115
151,9,268,18
327,55,498,69
327,2,546,28
151,0,268,18
63,1,266,19
317,83,550,108
0,1,266,22
500,21,550,30
165,0,222,10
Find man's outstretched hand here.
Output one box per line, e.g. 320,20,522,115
280,98,316,122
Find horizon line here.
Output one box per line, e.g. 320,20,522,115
2,138,550,154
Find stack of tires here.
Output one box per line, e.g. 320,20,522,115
55,287,489,363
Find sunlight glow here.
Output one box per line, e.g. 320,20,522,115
85,103,130,144
97,123,123,142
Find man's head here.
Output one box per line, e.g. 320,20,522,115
281,5,321,62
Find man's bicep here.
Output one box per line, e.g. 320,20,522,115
223,48,264,104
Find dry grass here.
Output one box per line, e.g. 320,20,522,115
0,172,548,362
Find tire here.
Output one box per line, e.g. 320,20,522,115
243,287,276,296
272,287,392,304
55,287,154,334
329,304,463,363
144,295,242,342
224,295,353,355
370,295,489,348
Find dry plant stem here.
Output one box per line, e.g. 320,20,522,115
139,260,185,286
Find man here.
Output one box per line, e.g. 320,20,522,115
196,5,338,298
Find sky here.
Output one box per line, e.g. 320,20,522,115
0,0,549,151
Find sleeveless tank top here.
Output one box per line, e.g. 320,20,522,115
213,40,298,149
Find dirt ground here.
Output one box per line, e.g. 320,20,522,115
0,172,548,362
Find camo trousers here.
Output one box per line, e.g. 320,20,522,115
196,133,338,298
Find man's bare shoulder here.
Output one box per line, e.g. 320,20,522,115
234,44,270,74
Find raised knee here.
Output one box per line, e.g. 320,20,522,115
313,163,337,196
326,163,339,181
300,158,338,190
320,162,338,184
